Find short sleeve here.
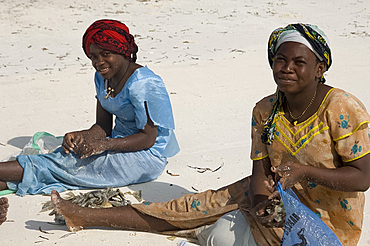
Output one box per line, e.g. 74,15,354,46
327,90,370,162
250,100,270,161
94,71,104,99
127,67,175,131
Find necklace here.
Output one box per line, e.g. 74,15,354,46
286,87,317,126
104,63,131,99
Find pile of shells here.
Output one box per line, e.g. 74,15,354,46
265,198,286,223
41,187,142,224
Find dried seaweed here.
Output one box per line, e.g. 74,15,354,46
187,162,224,173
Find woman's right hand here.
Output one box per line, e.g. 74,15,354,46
62,131,85,154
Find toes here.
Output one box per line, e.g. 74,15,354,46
0,216,7,225
0,201,8,225
68,224,83,232
0,198,9,214
51,190,61,199
51,190,61,205
0,197,8,205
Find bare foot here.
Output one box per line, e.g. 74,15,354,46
0,197,9,225
51,190,85,232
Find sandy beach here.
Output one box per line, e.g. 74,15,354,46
1,0,370,245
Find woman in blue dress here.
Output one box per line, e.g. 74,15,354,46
0,19,180,196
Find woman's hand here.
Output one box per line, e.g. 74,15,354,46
272,162,307,190
62,131,85,154
63,130,106,159
250,174,285,228
73,139,106,159
251,198,285,228
250,158,285,227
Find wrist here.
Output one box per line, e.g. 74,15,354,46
251,194,269,208
300,165,313,183
99,138,110,152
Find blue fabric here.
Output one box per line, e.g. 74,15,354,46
95,66,179,158
9,148,166,196
8,66,179,196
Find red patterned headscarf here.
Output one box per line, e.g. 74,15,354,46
82,19,138,62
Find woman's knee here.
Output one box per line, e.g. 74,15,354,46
197,210,256,246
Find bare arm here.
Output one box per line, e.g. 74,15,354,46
250,158,274,207
95,99,114,137
249,157,285,228
62,100,111,154
101,117,157,152
275,154,370,192
64,101,157,159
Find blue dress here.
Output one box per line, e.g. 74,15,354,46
8,66,180,196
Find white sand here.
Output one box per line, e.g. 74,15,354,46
0,0,369,245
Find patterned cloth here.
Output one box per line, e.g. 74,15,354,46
8,67,179,196
132,88,370,246
82,19,138,62
267,23,332,70
262,23,332,145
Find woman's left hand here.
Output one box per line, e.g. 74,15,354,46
74,139,106,159
272,162,308,190
251,198,285,228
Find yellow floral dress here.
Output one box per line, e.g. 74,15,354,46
132,88,370,246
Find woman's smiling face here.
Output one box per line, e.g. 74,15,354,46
89,43,127,80
272,41,324,96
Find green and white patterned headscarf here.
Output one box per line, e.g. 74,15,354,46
261,23,332,145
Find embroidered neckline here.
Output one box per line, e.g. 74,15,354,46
280,88,335,127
